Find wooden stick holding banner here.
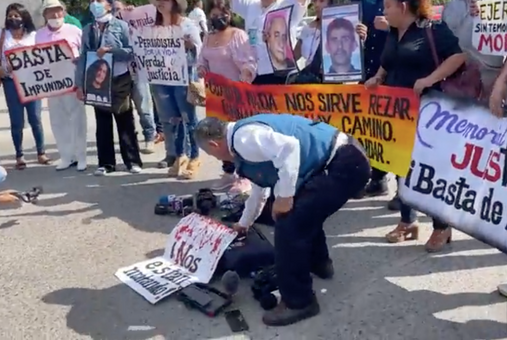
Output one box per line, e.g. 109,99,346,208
205,73,419,177
115,213,237,304
130,25,189,86
398,91,507,254
5,40,76,103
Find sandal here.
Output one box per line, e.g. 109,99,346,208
385,223,419,243
425,228,452,253
15,157,26,170
37,154,52,165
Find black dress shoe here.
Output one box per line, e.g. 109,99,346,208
262,296,320,326
364,179,388,197
311,259,334,280
387,194,401,211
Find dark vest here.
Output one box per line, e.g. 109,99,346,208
230,114,337,191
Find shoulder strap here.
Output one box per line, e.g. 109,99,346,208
425,23,440,68
0,29,6,66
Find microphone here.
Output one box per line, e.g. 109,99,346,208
221,270,240,296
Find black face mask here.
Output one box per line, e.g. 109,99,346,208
6,18,23,30
210,15,229,31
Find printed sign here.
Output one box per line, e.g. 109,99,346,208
163,213,237,283
472,0,507,56
115,257,198,304
130,26,188,86
205,73,419,177
116,213,237,303
321,4,364,83
263,6,296,74
399,92,507,253
117,4,156,28
6,40,75,103
84,51,113,108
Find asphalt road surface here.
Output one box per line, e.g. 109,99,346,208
0,93,506,340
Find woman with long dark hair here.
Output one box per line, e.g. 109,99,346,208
0,3,51,169
196,0,254,193
85,58,112,103
150,0,202,179
366,0,466,252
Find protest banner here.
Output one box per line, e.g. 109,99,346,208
471,0,507,56
130,26,188,86
205,73,419,177
84,51,113,108
116,257,198,304
116,214,237,303
117,4,156,28
398,91,507,253
6,40,75,103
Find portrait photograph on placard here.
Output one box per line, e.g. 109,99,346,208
84,51,113,107
321,4,364,83
263,6,297,74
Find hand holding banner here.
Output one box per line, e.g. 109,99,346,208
205,73,419,177
6,40,76,103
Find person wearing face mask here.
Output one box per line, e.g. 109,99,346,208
75,0,143,176
231,0,309,85
150,0,202,179
113,0,158,154
197,0,255,193
0,3,51,170
36,0,88,172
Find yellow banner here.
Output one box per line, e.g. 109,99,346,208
205,73,420,177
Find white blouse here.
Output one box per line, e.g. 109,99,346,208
1,29,36,75
299,24,320,66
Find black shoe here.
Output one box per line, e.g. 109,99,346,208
262,296,320,326
353,189,366,199
387,194,401,211
157,156,176,169
364,179,388,197
311,259,334,280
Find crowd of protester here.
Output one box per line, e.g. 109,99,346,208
0,0,506,322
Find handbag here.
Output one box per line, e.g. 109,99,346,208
426,24,483,99
187,74,206,106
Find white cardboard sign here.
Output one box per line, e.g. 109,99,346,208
115,213,237,304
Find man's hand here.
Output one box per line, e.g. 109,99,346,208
97,46,111,58
272,197,294,221
355,23,368,41
374,16,389,31
364,75,382,89
240,68,255,83
470,0,479,16
232,223,248,236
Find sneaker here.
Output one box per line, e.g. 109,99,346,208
130,164,142,174
212,173,239,191
94,167,107,176
141,141,155,154
229,178,252,195
56,159,73,171
77,161,87,172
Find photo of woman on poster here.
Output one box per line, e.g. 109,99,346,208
85,52,112,107
321,4,364,83
263,6,296,73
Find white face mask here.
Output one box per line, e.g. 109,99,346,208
47,17,64,29
95,13,113,23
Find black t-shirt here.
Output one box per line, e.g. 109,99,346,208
380,19,462,90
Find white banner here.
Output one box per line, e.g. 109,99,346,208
115,257,198,304
116,214,236,303
130,26,188,86
6,40,76,103
399,91,507,252
471,0,507,56
118,4,156,28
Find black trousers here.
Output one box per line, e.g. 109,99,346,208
95,106,143,169
275,142,371,309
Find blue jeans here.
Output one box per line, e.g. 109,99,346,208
150,84,199,159
132,80,156,142
2,78,45,158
